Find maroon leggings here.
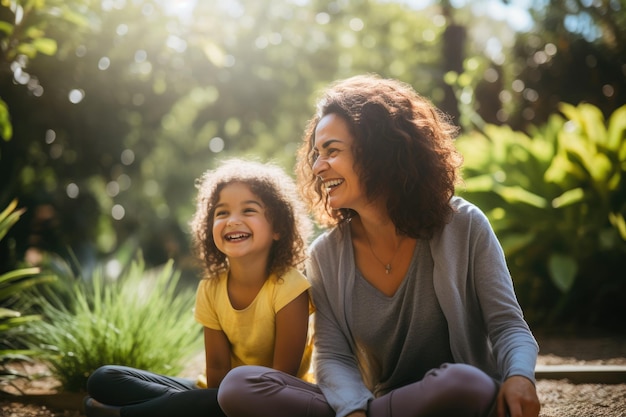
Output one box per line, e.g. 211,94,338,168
218,363,497,417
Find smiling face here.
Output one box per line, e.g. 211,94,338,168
312,113,368,212
212,182,278,264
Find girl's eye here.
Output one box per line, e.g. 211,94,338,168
243,207,258,214
215,210,227,218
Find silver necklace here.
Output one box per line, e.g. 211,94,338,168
364,231,402,275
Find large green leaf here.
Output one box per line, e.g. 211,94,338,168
609,212,626,240
0,21,13,36
551,187,584,208
548,253,578,293
606,105,626,152
566,102,607,148
0,99,12,141
31,37,58,56
493,184,548,208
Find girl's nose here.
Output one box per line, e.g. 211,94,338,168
226,217,242,227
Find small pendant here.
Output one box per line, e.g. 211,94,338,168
385,264,391,274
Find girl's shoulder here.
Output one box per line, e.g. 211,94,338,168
276,267,309,285
196,271,228,292
267,268,311,307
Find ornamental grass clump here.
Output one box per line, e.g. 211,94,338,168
0,200,56,365
27,256,202,392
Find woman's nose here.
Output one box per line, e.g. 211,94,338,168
312,155,328,176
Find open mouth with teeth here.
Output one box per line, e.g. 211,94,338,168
225,232,251,241
323,179,344,191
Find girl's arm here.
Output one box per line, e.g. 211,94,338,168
203,326,232,388
272,291,310,376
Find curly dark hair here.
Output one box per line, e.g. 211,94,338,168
189,158,313,279
296,74,463,239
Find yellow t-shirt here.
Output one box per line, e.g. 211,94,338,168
193,268,314,385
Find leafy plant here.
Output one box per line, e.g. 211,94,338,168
456,103,626,330
26,255,202,392
0,200,56,363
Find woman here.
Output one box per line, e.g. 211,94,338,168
217,74,541,417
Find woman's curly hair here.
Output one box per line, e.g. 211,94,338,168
296,74,463,239
189,158,313,279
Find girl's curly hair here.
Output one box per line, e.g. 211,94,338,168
296,74,463,239
189,158,313,279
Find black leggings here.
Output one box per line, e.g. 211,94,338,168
86,365,226,417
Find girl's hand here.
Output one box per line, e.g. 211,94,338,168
497,375,541,417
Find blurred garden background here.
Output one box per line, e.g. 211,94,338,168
1,0,625,395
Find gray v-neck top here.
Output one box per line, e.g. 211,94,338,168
352,240,453,396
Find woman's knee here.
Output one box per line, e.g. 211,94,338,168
217,366,266,412
381,363,497,417
218,366,332,417
429,363,497,412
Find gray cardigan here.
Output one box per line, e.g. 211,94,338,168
308,197,538,417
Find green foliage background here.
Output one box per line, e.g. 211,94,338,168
456,103,626,330
1,0,625,331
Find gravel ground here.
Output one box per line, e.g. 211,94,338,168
1,334,625,417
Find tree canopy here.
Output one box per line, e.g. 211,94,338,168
1,0,624,280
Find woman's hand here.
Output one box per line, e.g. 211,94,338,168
497,375,541,417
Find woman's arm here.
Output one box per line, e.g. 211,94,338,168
308,238,374,417
467,207,540,416
203,326,232,388
272,291,310,376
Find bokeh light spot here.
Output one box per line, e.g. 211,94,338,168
106,181,120,197
602,84,614,97
45,129,56,144
121,149,135,165
209,137,225,153
316,12,330,24
68,89,85,104
66,183,79,199
112,204,125,220
98,57,111,70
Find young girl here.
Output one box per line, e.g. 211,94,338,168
84,158,314,417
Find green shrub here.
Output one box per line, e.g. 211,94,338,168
456,103,626,331
26,255,202,392
1,200,56,364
